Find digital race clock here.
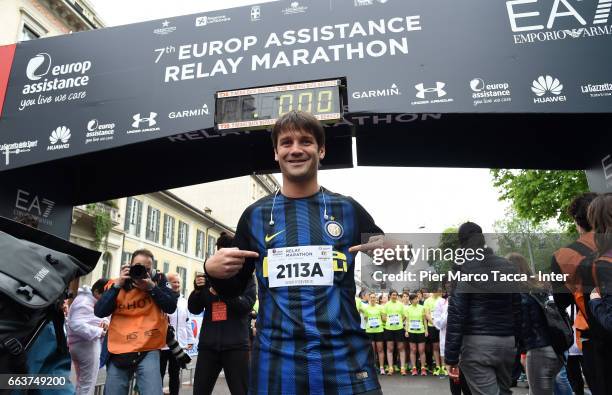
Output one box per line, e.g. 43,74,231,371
215,78,346,130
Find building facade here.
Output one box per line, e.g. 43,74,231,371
0,0,103,45
170,174,280,229
118,191,234,296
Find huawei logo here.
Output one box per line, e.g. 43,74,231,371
531,76,563,97
49,126,71,144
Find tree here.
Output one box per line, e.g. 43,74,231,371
491,169,588,232
429,227,459,275
493,209,573,273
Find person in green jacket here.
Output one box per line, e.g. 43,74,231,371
359,291,386,375
382,290,407,375
405,293,428,376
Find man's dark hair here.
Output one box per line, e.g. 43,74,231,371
271,110,325,150
217,233,234,249
131,249,154,264
568,192,598,232
92,278,109,295
458,221,485,249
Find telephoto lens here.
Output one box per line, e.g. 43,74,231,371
129,264,148,280
167,333,191,368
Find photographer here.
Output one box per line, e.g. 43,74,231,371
94,249,177,395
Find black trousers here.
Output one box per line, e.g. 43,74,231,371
193,348,249,395
160,349,180,395
566,355,584,395
581,337,612,395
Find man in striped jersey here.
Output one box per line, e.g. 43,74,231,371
204,110,383,395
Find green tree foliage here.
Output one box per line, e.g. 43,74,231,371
429,227,459,275
491,169,588,232
493,210,573,274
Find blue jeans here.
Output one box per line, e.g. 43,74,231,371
104,350,163,395
554,352,572,395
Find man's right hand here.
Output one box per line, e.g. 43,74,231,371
195,276,206,288
115,265,131,287
204,248,259,279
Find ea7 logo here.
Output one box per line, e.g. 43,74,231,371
506,0,611,32
15,189,55,218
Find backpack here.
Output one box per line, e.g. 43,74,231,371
529,293,574,356
577,252,609,340
0,216,100,373
564,241,596,329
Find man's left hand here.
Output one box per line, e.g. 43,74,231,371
134,278,155,291
349,235,384,254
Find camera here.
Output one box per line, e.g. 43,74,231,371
129,264,148,280
166,327,191,368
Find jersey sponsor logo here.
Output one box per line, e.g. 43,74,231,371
265,229,285,243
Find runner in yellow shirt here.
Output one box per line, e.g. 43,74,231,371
359,292,386,375
381,290,407,375
405,293,428,376
424,289,443,375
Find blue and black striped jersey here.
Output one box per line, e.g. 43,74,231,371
210,189,382,395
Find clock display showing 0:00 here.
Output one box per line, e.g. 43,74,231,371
276,88,336,117
217,86,341,125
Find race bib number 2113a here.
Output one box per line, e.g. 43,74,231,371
268,245,334,288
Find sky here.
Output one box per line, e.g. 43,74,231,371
88,0,509,232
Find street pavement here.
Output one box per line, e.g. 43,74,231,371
89,360,531,394
182,373,531,394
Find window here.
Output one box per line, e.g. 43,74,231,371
207,235,217,258
177,266,187,295
122,251,132,265
163,261,170,274
162,214,175,248
145,206,161,243
124,197,143,237
20,25,39,41
101,253,112,278
178,221,189,253
195,230,205,259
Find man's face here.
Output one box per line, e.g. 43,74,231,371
168,275,181,293
369,293,377,304
390,292,398,302
274,129,325,183
131,254,152,273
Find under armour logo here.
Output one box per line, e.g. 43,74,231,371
132,113,157,128
415,82,446,99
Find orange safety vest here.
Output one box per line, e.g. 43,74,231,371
107,281,168,354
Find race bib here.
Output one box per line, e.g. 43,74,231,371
212,302,227,322
388,314,401,326
268,246,334,288
409,319,423,331
368,317,381,328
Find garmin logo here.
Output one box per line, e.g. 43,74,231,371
168,104,210,119
352,84,401,99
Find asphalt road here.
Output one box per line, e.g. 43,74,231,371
89,360,531,394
